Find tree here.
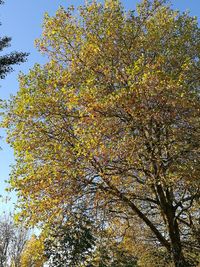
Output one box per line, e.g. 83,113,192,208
20,235,46,267
44,213,95,267
3,0,200,266
0,1,28,79
0,213,28,267
44,212,138,267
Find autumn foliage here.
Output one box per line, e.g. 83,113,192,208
3,0,200,266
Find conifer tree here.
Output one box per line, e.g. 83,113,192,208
0,1,28,79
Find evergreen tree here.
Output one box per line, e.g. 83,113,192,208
0,0,28,79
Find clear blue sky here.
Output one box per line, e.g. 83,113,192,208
0,0,199,210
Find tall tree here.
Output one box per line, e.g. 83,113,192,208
0,1,28,79
3,0,200,266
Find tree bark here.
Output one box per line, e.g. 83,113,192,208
167,213,190,267
155,183,191,267
163,191,191,266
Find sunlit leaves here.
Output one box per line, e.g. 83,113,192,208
2,0,200,265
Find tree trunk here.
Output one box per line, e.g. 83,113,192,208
155,184,191,267
167,210,190,267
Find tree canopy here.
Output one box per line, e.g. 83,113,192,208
3,0,200,266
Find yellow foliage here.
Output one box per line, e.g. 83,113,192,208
2,1,200,266
20,235,46,267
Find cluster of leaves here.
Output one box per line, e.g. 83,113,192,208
20,234,46,267
42,213,171,267
44,213,96,267
2,0,200,266
43,212,139,267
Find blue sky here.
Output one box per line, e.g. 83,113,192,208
0,0,199,210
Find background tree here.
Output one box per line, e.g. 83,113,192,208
44,213,95,267
0,0,28,79
20,234,46,267
44,211,138,267
3,0,200,266
0,213,28,267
